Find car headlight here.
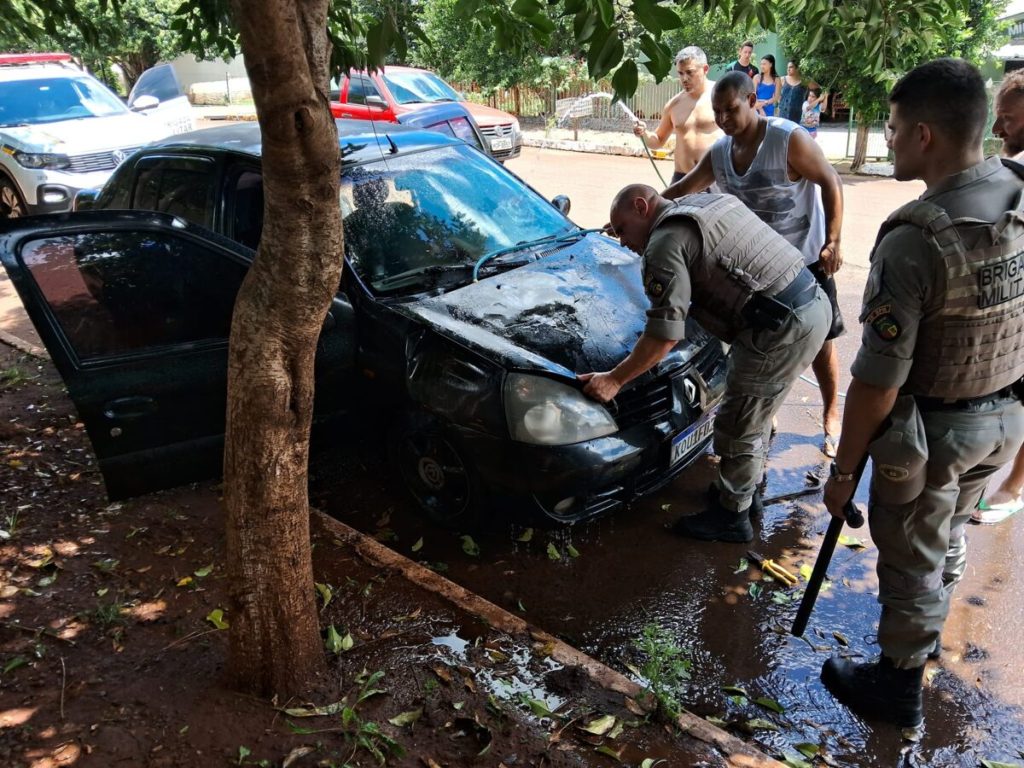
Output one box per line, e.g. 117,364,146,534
505,373,617,445
14,151,71,170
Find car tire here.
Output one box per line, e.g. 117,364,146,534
389,410,481,529
0,176,27,219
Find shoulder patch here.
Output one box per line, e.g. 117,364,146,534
646,278,665,298
866,305,901,341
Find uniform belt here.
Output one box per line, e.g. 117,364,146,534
767,268,817,310
741,268,818,331
914,386,1018,412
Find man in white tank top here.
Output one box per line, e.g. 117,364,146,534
662,71,845,457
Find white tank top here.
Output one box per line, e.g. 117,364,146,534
710,117,825,265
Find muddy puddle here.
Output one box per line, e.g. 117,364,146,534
312,387,1024,767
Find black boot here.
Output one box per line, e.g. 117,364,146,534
820,655,924,728
749,488,764,520
671,484,753,543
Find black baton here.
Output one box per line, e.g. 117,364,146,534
791,454,867,637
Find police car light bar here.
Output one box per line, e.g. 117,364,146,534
0,53,74,67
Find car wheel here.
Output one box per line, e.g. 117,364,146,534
0,177,27,219
389,411,480,529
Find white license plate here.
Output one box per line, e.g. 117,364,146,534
490,137,513,151
670,414,715,466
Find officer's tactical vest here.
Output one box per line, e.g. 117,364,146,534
651,194,804,337
872,164,1024,399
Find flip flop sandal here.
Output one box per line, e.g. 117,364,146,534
971,496,1024,525
823,433,840,458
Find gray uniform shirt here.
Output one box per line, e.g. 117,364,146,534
852,157,1024,389
641,219,704,341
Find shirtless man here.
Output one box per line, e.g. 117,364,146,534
633,46,722,184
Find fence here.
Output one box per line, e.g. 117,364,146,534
455,78,1005,163
451,79,679,122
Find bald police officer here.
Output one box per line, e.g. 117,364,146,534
821,59,1024,729
579,184,831,542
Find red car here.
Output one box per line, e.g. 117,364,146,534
330,66,522,162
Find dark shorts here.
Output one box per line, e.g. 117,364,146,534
808,262,845,340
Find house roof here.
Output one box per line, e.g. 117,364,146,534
1001,0,1024,20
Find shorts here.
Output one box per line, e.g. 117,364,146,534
808,261,845,340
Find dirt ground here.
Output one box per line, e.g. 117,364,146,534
0,342,768,768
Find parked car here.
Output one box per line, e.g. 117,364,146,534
0,52,195,220
1,121,725,527
393,101,491,158
329,66,522,161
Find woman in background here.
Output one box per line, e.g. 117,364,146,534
753,55,781,116
778,60,810,123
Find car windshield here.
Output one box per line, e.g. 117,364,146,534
0,76,129,127
341,144,573,295
382,71,462,105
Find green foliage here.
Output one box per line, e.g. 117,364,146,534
3,0,971,101
779,0,1007,122
1,0,191,90
632,623,692,720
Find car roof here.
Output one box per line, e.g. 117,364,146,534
149,118,463,164
0,62,90,83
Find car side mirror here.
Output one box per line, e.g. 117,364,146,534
73,189,100,211
131,94,160,112
552,195,571,215
365,95,388,110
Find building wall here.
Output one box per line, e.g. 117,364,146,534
167,53,249,91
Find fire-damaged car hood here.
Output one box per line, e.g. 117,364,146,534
392,233,711,377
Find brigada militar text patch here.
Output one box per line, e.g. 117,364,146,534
865,304,901,341
978,252,1024,308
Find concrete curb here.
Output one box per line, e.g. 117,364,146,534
316,509,786,768
0,328,48,360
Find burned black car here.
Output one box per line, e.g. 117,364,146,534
0,121,726,526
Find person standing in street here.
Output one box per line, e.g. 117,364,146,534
820,58,1024,729
727,41,758,79
753,54,781,116
973,68,1024,525
777,60,811,124
663,72,845,456
632,46,722,184
578,185,831,542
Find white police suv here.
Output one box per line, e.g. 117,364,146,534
0,53,194,219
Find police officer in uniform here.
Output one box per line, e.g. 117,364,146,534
821,58,1024,728
579,184,831,542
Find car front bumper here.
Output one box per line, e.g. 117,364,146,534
458,357,726,524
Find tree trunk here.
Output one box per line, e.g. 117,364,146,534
851,115,871,173
222,0,341,697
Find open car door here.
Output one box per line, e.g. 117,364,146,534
0,211,251,499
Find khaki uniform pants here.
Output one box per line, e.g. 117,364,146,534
870,396,1024,667
714,289,831,511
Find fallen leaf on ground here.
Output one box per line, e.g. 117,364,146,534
389,708,423,727
205,609,228,630
282,745,315,767
580,714,616,736
282,699,347,717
